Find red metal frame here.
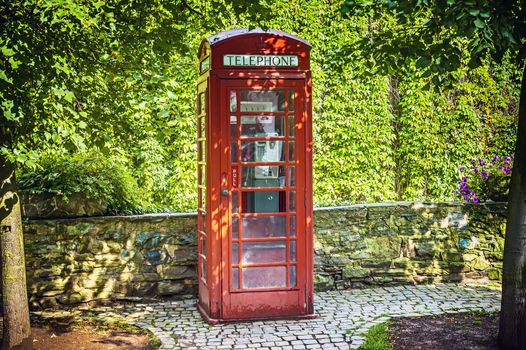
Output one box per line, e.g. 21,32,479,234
197,29,314,322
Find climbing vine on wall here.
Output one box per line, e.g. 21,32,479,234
9,0,520,213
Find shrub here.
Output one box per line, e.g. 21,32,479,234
18,151,146,214
454,156,513,203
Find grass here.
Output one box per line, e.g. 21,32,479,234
357,322,393,350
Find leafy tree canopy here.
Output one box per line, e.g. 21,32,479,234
341,0,525,88
1,0,521,212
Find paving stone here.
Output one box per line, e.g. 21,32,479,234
33,284,501,350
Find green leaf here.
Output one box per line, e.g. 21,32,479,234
0,70,13,84
416,56,431,68
474,19,485,29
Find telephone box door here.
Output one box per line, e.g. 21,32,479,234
220,78,309,319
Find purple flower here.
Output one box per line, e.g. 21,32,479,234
473,166,479,174
478,158,485,166
473,197,479,203
471,158,476,163
491,156,499,162
480,171,488,179
504,156,511,164
503,167,512,175
459,167,465,172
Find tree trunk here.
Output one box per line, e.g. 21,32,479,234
0,153,32,350
498,64,526,349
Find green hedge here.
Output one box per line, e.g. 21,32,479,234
16,1,520,213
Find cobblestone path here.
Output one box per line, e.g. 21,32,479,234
93,284,500,350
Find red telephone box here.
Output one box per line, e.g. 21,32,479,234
196,28,314,322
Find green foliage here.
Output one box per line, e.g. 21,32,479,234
17,151,145,214
341,0,524,82
394,61,519,200
3,0,521,212
454,156,512,203
356,322,393,350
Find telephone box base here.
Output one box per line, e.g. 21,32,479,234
197,302,317,325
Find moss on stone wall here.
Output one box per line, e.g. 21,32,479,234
21,202,506,308
313,202,506,291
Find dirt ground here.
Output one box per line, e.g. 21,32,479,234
389,312,504,350
0,318,156,350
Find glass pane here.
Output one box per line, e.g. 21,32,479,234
241,191,285,213
200,116,206,137
201,258,207,280
288,166,295,187
232,243,239,264
232,267,239,289
232,217,239,239
242,216,286,238
288,115,295,137
231,142,238,163
242,266,287,289
240,90,285,112
232,192,239,214
241,165,285,188
289,215,296,237
201,164,206,185
230,116,238,138
199,93,206,114
230,91,237,112
290,265,296,287
288,90,295,112
201,235,206,257
203,192,207,212
241,141,285,163
240,116,285,137
290,240,296,262
288,141,295,161
242,241,286,264
289,191,296,212
200,211,206,230
201,141,206,159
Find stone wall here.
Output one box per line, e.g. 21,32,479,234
313,202,506,290
24,213,197,308
21,202,506,308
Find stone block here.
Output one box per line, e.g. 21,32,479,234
56,293,84,304
161,266,197,279
131,282,159,296
414,240,441,257
343,264,369,279
38,297,60,308
158,281,185,296
487,268,502,281
314,274,332,291
364,236,402,260
468,256,491,271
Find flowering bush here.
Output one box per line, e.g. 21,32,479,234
454,156,513,203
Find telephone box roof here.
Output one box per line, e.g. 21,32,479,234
206,28,311,48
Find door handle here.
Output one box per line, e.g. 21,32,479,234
221,188,229,197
